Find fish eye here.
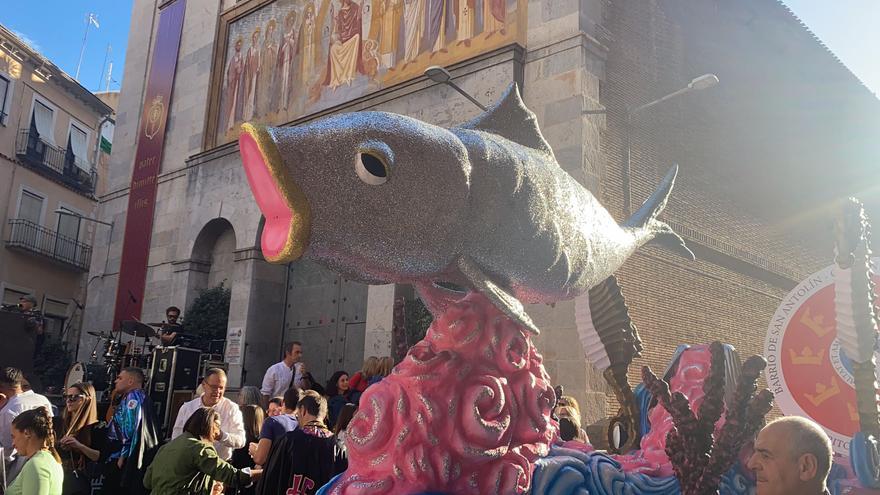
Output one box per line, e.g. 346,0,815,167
355,151,389,185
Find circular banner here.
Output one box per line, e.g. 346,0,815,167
764,259,879,455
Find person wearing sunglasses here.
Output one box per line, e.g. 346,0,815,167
57,382,101,495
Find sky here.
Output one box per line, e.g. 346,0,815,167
0,1,877,97
1,0,133,93
782,0,880,97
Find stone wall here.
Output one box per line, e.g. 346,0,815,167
83,0,613,423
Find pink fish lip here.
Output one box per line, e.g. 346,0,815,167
239,123,311,262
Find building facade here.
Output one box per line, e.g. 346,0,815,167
81,0,879,431
0,25,114,352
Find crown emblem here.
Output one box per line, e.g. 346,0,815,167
800,308,833,338
789,346,825,366
848,402,859,422
804,377,841,407
144,95,165,140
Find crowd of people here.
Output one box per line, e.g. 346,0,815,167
0,340,394,494
0,339,838,495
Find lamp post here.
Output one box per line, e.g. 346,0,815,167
620,74,718,215
424,66,488,112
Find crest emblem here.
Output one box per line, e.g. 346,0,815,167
764,260,880,454
144,95,165,140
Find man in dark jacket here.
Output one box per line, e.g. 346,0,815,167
256,390,337,495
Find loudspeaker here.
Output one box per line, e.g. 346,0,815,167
149,346,201,434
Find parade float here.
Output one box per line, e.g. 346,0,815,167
238,85,880,494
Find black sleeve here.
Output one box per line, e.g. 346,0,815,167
255,432,295,495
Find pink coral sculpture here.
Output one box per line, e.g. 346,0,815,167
323,292,557,495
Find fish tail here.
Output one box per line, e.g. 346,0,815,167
651,222,696,260
624,164,696,260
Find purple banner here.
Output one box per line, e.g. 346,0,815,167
113,0,186,330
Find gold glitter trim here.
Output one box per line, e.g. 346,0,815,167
240,122,311,262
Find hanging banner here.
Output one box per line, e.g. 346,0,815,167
113,0,187,330
764,259,880,455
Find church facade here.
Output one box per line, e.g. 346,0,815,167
82,0,879,430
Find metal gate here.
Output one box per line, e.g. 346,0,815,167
282,259,368,387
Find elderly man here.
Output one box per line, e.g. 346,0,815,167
747,416,833,495
172,368,245,460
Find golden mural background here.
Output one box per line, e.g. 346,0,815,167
208,0,525,145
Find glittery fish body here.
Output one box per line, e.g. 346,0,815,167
239,84,693,333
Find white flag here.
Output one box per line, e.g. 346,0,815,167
88,13,100,28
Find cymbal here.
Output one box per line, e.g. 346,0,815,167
87,330,112,338
145,322,167,327
120,320,158,338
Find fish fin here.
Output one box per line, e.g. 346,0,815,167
624,164,696,260
585,276,642,379
414,281,467,317
458,84,555,158
456,257,541,334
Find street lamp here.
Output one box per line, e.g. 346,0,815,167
424,66,488,112
621,73,719,215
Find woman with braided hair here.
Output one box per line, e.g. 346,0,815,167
7,406,63,494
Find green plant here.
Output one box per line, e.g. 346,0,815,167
183,284,232,341
404,297,433,347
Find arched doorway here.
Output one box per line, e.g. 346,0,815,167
192,218,236,288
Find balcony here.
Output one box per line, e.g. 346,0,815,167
15,129,97,196
5,219,92,271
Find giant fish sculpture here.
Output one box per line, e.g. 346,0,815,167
238,84,693,333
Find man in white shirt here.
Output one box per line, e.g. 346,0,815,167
261,341,305,407
0,367,52,482
171,368,245,460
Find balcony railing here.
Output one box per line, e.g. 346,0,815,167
14,129,97,195
6,219,92,271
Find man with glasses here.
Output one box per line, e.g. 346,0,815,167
171,368,246,460
159,306,183,346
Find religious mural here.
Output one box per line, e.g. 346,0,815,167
212,0,525,145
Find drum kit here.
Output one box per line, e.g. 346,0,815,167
69,319,224,398
67,320,171,392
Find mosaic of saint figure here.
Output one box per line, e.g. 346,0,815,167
377,0,401,67
454,0,475,46
277,10,299,112
323,0,366,89
300,2,317,86
482,0,505,36
243,27,261,121
222,36,245,132
258,18,279,116
400,0,424,64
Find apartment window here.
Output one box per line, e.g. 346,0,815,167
56,207,81,241
43,297,70,335
31,100,54,143
2,288,29,306
54,206,81,262
0,75,9,125
67,123,89,171
18,189,44,224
